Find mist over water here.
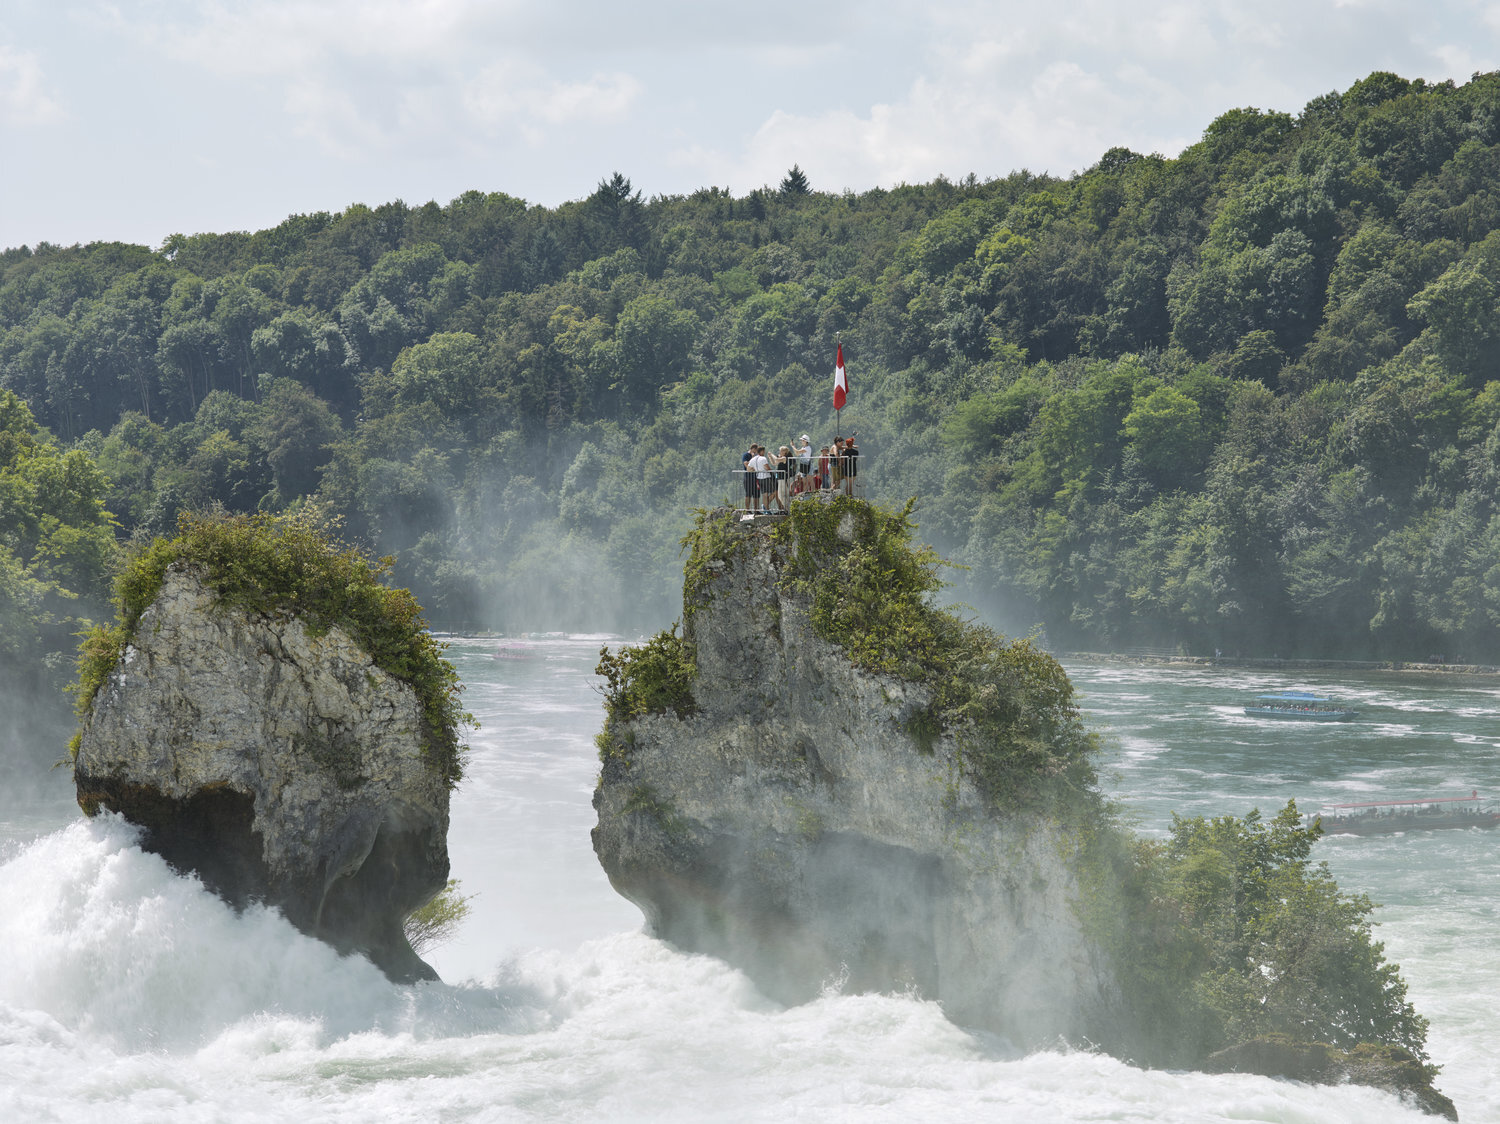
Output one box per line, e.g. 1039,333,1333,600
0,640,1488,1122
0,677,81,845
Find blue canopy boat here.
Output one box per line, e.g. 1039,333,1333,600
1243,691,1358,721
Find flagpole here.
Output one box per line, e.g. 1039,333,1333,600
834,334,844,441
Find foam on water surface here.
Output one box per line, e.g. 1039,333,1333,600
0,643,1486,1122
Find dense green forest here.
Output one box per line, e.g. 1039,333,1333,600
8,69,1500,704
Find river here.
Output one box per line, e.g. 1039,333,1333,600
1,639,1494,1122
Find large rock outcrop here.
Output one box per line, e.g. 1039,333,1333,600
593,502,1456,1116
74,564,449,983
592,508,1117,1046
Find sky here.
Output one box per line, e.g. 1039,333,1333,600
1,0,1497,252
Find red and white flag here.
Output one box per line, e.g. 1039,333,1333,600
833,343,847,411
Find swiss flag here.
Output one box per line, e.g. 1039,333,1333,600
834,343,847,411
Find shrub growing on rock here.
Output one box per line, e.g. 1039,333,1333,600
596,623,697,724
1081,801,1436,1084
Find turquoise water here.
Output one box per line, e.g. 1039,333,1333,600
1078,662,1500,828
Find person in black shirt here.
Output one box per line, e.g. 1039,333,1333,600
842,437,859,495
741,443,756,512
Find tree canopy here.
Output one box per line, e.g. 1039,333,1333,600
6,71,1500,663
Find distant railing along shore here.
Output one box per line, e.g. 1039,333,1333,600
1060,651,1500,676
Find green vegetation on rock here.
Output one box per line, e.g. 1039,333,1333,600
403,878,473,957
682,498,1099,811
596,623,697,727
1081,801,1433,1077
670,499,1434,1082
621,783,689,839
71,508,470,786
680,506,749,614
768,497,946,677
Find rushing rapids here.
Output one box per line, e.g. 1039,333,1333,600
0,638,1495,1121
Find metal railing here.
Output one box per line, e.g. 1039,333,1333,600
731,464,867,511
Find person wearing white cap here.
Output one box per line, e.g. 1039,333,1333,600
795,434,813,479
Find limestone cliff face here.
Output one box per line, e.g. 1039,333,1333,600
592,514,1116,1045
74,564,449,983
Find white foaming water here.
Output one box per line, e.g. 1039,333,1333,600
0,643,1481,1123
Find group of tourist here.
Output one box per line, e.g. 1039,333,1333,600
740,434,860,515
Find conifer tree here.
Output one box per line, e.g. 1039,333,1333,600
780,164,810,196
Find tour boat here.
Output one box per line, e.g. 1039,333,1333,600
1242,691,1358,721
1312,792,1500,836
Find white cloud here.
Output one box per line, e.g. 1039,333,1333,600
6,0,1499,247
1141,4,1219,57
464,61,642,143
113,0,475,75
279,76,388,159
693,46,1181,195
83,1,644,161
679,0,1500,199
1432,43,1487,77
0,45,64,126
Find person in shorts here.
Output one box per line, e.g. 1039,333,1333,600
796,435,813,479
748,445,772,513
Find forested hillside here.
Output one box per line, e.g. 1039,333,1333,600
8,70,1500,679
